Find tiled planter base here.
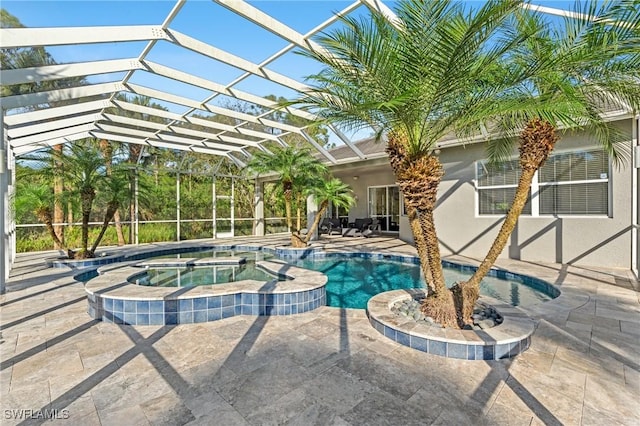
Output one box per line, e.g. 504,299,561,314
367,289,536,360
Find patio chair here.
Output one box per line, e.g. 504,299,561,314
328,218,343,235
342,218,373,237
318,218,333,235
362,219,382,238
318,218,343,235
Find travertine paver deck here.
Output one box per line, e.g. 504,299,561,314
1,235,638,425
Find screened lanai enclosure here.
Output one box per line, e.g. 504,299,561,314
2,0,638,293
2,0,403,291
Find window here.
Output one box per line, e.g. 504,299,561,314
368,185,400,231
328,201,349,227
476,149,609,216
538,150,609,215
476,159,531,215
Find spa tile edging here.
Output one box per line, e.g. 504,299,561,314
85,260,327,326
367,289,536,360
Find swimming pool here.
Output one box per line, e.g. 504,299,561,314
289,256,555,309
132,249,557,309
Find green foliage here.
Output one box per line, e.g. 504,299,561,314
290,0,526,157
307,178,356,212
138,223,176,244
246,145,328,231
16,225,132,253
485,0,640,166
246,145,327,184
18,140,135,256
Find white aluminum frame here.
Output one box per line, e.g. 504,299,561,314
0,0,634,291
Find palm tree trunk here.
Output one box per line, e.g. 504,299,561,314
386,133,434,294
36,207,69,253
418,208,458,328
394,152,457,327
303,201,329,244
406,205,433,293
80,189,95,256
414,199,458,328
67,201,73,229
455,118,558,323
90,201,119,255
113,210,126,245
283,181,293,232
417,208,447,295
455,167,536,320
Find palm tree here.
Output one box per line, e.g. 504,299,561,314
300,177,356,245
15,183,71,255
453,1,640,321
89,170,131,254
288,0,532,327
22,140,132,258
98,139,126,245
245,145,328,245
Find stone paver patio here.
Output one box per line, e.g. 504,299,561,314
1,236,638,425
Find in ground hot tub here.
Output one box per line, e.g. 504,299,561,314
85,258,327,325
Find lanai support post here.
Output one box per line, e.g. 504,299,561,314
176,172,181,241
213,176,217,238
306,195,318,241
134,170,139,245
0,111,9,293
632,116,639,279
254,179,264,237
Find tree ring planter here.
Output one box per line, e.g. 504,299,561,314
367,289,535,360
274,246,322,260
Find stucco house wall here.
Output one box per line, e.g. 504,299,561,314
330,118,635,270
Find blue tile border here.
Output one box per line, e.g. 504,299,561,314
87,268,327,325
367,290,536,360
88,285,327,325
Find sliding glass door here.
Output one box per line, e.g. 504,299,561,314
368,186,400,232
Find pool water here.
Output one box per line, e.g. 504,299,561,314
134,250,279,287
104,248,555,309
135,264,280,287
289,257,555,309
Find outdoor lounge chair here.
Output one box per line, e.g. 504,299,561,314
342,218,373,237
319,218,342,235
319,218,332,235
362,219,382,238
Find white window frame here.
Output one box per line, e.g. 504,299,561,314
475,148,611,218
475,158,532,217
367,185,401,233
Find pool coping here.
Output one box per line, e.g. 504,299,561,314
366,289,536,360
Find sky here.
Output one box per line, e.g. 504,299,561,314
2,1,360,97
2,0,581,143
